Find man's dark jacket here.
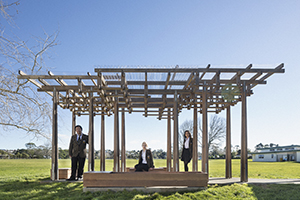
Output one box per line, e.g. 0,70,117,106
138,149,155,168
69,134,89,158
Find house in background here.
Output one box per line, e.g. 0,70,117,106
252,145,300,162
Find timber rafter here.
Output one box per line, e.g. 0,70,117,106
18,64,284,119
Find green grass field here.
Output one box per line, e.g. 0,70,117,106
0,159,300,199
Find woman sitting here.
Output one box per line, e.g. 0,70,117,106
135,142,155,172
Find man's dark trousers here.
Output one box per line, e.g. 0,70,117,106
71,155,85,179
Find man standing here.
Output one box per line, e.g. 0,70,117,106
67,125,88,181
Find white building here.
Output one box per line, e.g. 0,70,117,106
252,145,300,162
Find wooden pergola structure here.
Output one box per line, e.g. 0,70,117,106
18,63,284,183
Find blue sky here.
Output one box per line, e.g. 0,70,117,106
1,0,300,151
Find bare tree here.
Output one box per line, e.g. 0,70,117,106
179,115,226,152
0,1,58,139
0,1,19,26
201,115,226,151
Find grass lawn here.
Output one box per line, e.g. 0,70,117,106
0,159,300,199
52,158,300,179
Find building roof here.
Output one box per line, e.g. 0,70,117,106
252,149,300,154
252,144,300,154
255,145,300,151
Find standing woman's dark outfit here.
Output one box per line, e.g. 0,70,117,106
181,135,193,171
135,149,155,171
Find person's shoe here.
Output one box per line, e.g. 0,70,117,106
77,177,83,181
66,177,76,181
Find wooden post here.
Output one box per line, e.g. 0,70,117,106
114,94,120,172
167,108,172,172
100,107,105,171
193,103,198,171
193,72,199,172
241,82,248,182
72,111,76,136
121,108,126,172
173,91,179,172
226,106,232,178
51,88,59,180
202,83,208,174
88,92,94,171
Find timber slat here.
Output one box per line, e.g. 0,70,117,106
19,64,284,115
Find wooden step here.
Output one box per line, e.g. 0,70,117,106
83,171,208,187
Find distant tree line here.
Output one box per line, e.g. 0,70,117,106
4,134,270,160
1,142,250,159
255,143,279,149
0,146,169,160
0,142,51,159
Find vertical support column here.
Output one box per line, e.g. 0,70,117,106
88,92,94,171
167,108,172,172
241,83,248,182
202,83,208,174
173,91,179,172
193,72,199,172
72,111,76,136
100,107,105,171
51,88,59,180
192,103,198,171
114,94,120,172
226,106,232,178
121,108,126,172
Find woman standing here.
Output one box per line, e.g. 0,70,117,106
135,142,155,172
181,130,193,172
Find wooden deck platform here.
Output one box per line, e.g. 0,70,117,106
83,171,208,188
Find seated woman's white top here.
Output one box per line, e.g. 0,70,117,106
142,150,147,164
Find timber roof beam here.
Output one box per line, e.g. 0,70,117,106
18,64,284,115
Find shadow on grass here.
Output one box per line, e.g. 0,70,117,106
0,177,148,200
249,184,300,200
0,178,210,200
0,179,84,200
2,178,300,200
